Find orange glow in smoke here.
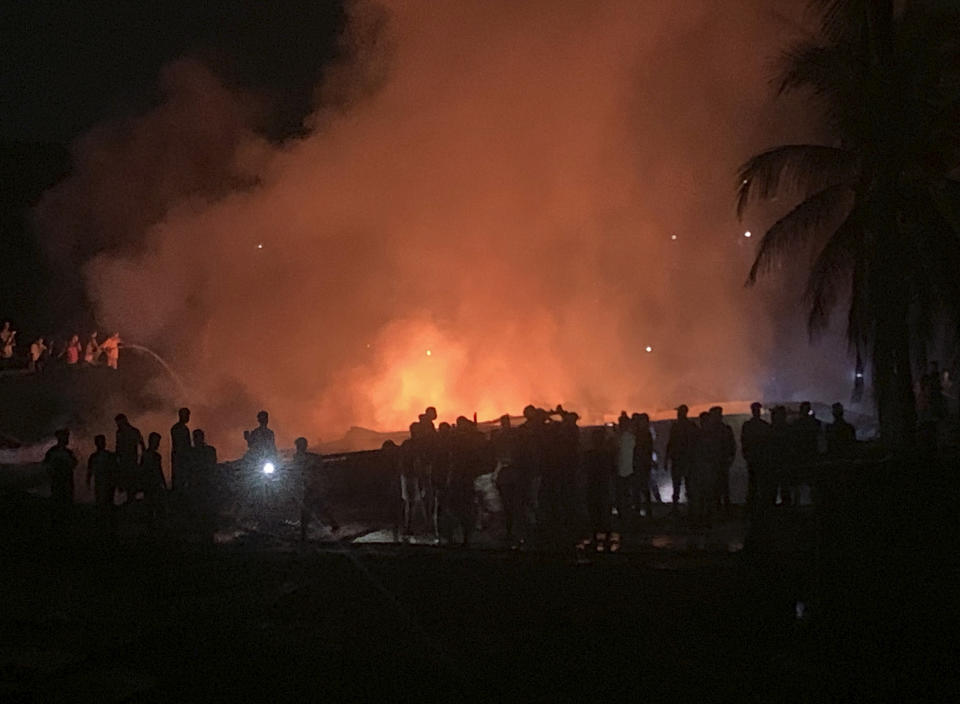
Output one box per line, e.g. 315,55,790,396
38,0,811,450
349,320,521,429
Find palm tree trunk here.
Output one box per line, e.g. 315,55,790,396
873,245,917,449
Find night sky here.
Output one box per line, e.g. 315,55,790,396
1,0,345,330
1,0,345,143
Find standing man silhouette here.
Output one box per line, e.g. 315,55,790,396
170,407,192,492
44,428,78,530
666,405,696,510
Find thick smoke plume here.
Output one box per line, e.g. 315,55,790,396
37,0,845,453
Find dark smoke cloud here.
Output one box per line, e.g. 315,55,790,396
36,0,850,454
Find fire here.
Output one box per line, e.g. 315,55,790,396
359,319,511,428
38,1,830,449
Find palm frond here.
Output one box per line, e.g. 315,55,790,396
809,0,893,57
736,145,857,218
747,183,855,285
776,42,857,97
808,0,870,41
803,208,863,336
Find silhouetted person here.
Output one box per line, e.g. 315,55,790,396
0,321,12,350
140,432,166,523
169,407,192,491
47,337,61,365
86,434,118,533
632,413,655,516
83,332,99,365
414,409,440,530
791,401,821,504
399,423,429,539
44,428,78,529
740,402,771,514
687,412,713,526
28,337,47,373
64,334,81,366
494,415,523,545
584,427,614,537
169,407,192,492
666,405,697,509
537,410,569,531
115,414,145,504
535,409,560,531
380,440,404,539
190,428,217,468
552,408,581,541
825,402,856,460
186,428,217,537
420,406,438,434
428,421,453,540
447,417,489,546
296,437,338,542
1,324,16,365
705,406,735,511
615,414,636,520
516,405,545,532
769,406,792,506
100,332,121,369
245,410,277,461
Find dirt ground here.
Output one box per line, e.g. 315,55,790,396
3,482,955,703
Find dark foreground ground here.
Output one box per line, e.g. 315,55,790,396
2,460,958,704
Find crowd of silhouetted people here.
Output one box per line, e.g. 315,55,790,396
42,407,218,534
1,320,124,372
39,379,956,549
380,400,866,549
40,407,341,542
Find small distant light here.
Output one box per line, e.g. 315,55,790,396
670,234,677,241
742,179,749,185
856,372,864,379
262,462,275,475
645,346,653,353
425,349,432,357
744,231,752,238
257,243,263,249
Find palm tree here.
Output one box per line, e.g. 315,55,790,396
737,0,960,447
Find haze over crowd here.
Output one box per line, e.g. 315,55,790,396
34,0,853,450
